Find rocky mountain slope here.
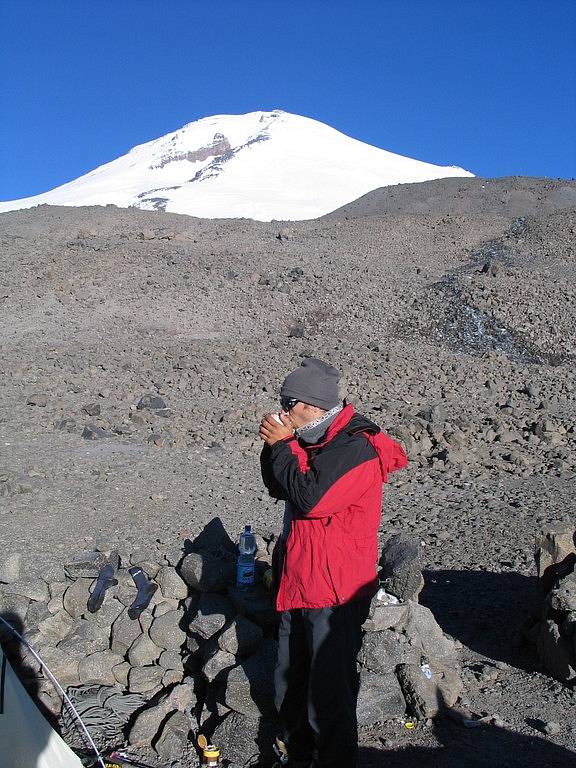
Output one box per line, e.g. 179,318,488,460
0,176,575,764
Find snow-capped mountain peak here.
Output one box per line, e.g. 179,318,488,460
0,110,473,220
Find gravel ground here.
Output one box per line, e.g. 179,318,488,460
0,176,575,765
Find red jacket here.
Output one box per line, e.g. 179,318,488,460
261,404,407,611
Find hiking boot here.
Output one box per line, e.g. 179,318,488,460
272,736,311,767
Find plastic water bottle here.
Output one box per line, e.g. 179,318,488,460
237,525,256,587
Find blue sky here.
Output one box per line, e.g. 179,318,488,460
1,0,575,200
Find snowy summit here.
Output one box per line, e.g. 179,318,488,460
0,110,474,221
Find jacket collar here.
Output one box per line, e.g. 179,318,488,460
302,402,355,448
301,403,382,449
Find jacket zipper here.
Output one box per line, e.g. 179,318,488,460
324,516,340,604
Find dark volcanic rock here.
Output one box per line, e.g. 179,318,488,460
82,423,114,440
379,534,424,602
180,552,235,593
357,670,406,725
221,639,277,717
137,394,167,411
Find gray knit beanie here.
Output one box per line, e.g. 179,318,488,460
280,357,340,410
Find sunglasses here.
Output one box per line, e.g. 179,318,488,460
280,397,299,411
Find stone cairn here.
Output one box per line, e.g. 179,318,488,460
529,521,576,685
0,524,461,766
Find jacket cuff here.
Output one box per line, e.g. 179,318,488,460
270,435,295,454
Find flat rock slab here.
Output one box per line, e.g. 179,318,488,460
363,599,409,632
65,551,110,579
1,578,50,603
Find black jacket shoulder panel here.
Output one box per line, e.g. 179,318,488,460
268,420,380,515
344,412,381,436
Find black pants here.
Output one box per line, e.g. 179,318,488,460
274,600,369,768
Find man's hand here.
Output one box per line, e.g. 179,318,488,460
259,412,294,446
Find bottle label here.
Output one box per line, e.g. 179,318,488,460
237,562,255,584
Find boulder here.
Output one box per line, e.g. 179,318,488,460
357,671,406,725
78,651,124,685
159,649,184,670
396,662,462,719
162,668,184,686
128,682,196,747
82,422,115,440
58,619,111,655
82,423,114,440
536,620,576,684
203,646,237,683
83,597,124,629
404,601,459,663
154,710,191,760
188,593,234,640
357,630,419,674
379,534,424,602
0,594,30,627
154,599,180,617
180,552,235,593
38,610,75,644
156,566,188,600
111,614,143,655
535,522,576,591
128,633,163,667
114,568,138,606
25,600,51,628
0,552,21,583
39,646,80,688
137,394,166,411
149,610,186,651
65,551,109,579
210,711,272,767
221,640,277,717
113,661,131,687
63,579,93,619
548,572,576,613
128,666,165,694
218,615,263,657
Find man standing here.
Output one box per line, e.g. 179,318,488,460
259,358,407,768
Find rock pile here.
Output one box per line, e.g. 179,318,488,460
0,525,461,763
529,522,576,685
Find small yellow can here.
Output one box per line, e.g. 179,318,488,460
198,733,221,765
